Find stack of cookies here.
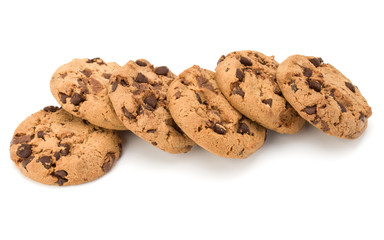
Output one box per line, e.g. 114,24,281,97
10,51,372,186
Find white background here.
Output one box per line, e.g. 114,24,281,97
0,0,383,239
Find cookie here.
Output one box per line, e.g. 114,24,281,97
9,106,122,186
167,65,266,159
108,59,194,154
216,50,306,134
50,58,126,130
276,55,372,139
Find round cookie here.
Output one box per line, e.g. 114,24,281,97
276,55,372,139
50,58,126,130
167,65,266,159
216,50,306,134
108,59,194,154
10,106,122,186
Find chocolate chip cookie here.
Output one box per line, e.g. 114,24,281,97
50,58,126,130
167,65,266,159
276,55,372,139
10,106,122,186
108,59,194,153
216,50,306,134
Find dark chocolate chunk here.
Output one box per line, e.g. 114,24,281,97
144,94,157,110
291,84,298,92
135,73,149,83
70,93,85,105
359,113,366,122
51,170,68,186
303,106,317,115
309,57,323,67
146,129,156,133
135,60,147,67
59,143,70,156
236,69,244,82
111,81,118,92
321,120,330,132
217,55,225,65
237,122,251,135
196,76,215,92
303,67,313,77
86,58,105,65
59,93,70,104
151,142,158,146
81,68,92,77
174,91,182,99
11,134,33,145
44,106,60,112
308,80,322,92
262,98,273,107
53,152,60,161
21,156,33,169
103,73,112,79
240,56,253,66
336,101,347,112
36,156,52,169
345,82,356,93
232,85,245,97
102,152,116,172
195,92,202,104
213,123,227,135
37,131,46,140
155,66,169,76
122,106,136,119
16,144,32,158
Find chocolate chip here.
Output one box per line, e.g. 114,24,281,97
144,94,157,110
345,82,356,93
195,92,202,104
135,73,149,83
111,81,118,92
59,143,70,156
36,156,52,169
146,129,156,133
54,152,60,160
321,120,330,132
155,66,169,76
217,55,225,65
51,170,68,186
16,144,32,158
59,93,70,104
135,60,147,66
359,112,366,122
103,73,112,79
232,85,245,97
213,123,226,135
262,98,273,107
122,106,136,119
237,122,251,135
236,69,244,81
44,106,60,112
81,68,92,77
102,152,116,172
77,79,89,95
174,91,182,99
336,101,347,112
152,142,158,146
11,134,33,145
86,58,105,65
309,57,323,67
291,84,298,92
196,76,215,92
303,106,317,115
21,156,33,169
70,93,85,105
303,67,312,77
37,131,46,140
308,80,322,92
240,56,253,66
